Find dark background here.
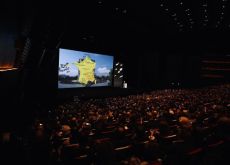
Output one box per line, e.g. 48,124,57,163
0,0,230,111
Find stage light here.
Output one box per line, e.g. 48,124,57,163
0,68,18,72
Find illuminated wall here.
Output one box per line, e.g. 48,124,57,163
0,19,18,68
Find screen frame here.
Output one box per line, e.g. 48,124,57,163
58,48,115,89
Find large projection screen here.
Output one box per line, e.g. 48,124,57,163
58,48,114,88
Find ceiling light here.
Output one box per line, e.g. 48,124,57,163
123,9,127,14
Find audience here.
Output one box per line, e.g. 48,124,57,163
1,84,230,164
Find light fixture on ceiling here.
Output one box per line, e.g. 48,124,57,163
123,9,127,14
160,2,185,31
203,4,207,7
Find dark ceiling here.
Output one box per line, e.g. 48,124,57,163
2,0,230,54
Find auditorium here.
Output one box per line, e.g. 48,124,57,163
0,0,230,164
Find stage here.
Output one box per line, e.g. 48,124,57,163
57,87,145,101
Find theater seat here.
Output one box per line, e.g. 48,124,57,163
114,145,133,161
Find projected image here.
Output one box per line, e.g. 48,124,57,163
58,49,114,88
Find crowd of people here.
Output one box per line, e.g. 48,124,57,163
1,84,230,165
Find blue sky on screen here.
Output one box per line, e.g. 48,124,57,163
59,48,114,77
